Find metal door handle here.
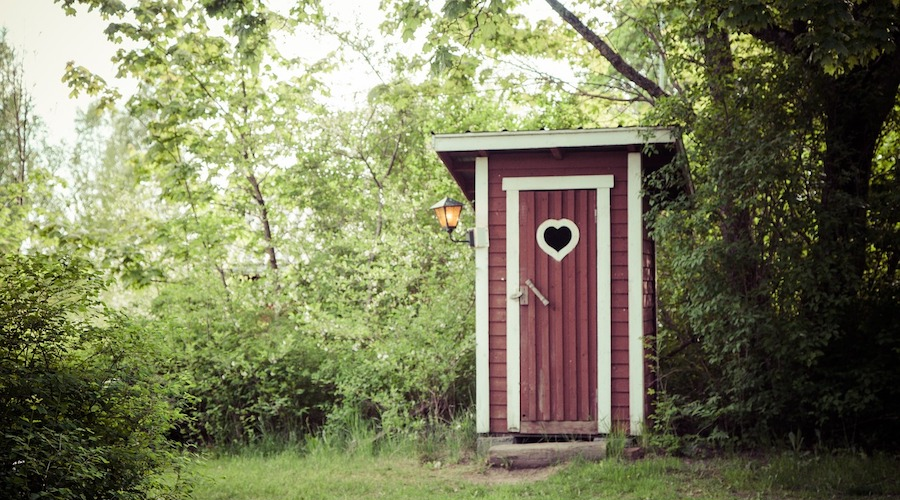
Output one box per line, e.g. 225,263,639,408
510,286,528,305
524,279,550,306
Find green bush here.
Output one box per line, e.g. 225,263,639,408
0,254,188,500
148,274,332,447
316,275,475,434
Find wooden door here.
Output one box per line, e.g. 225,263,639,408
503,174,613,435
517,189,597,434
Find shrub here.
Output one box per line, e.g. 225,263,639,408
148,273,332,447
0,254,188,500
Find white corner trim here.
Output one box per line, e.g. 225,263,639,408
475,157,490,434
627,152,645,435
597,188,612,434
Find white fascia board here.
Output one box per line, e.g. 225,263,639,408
433,128,676,153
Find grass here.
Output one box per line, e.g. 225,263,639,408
187,413,900,499
189,445,900,500
192,451,460,499
719,452,900,498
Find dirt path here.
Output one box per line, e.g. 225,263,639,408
438,462,565,486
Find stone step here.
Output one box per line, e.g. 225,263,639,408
487,440,607,469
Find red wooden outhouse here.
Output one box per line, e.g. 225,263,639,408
433,128,677,437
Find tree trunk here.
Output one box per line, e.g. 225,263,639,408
816,51,900,291
699,23,763,298
245,171,278,271
13,79,27,207
239,79,278,271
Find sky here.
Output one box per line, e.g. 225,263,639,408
0,0,389,145
1,0,127,144
0,0,569,146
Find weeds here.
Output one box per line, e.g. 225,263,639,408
417,411,478,464
605,424,630,460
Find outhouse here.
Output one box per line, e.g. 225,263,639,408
433,128,677,437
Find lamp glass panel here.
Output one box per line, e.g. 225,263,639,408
431,197,464,232
442,204,462,230
433,207,448,228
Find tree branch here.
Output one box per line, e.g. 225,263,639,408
543,0,668,103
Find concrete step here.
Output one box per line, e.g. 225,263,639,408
487,440,607,469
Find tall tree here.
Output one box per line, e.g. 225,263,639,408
0,34,35,252
61,0,334,285
392,0,900,445
0,33,67,255
56,0,513,439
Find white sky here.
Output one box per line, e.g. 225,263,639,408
0,0,127,144
0,0,394,145
0,0,570,145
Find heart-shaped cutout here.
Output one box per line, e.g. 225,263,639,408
536,218,580,262
544,226,572,252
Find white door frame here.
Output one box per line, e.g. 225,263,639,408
501,175,615,434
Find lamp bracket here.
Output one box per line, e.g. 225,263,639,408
448,229,474,246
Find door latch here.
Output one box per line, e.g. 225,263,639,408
524,279,550,307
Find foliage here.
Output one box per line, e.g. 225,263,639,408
0,33,31,253
387,0,900,449
313,259,475,433
0,34,66,255
0,254,189,500
288,78,488,433
641,0,900,448
45,0,899,454
147,273,332,446
50,0,529,447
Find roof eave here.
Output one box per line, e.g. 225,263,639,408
433,127,676,153
432,127,680,203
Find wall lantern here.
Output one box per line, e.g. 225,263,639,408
430,197,473,245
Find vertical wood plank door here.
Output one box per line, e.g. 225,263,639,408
518,189,598,434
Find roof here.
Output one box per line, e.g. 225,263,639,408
433,127,678,202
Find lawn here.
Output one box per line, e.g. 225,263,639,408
189,447,900,500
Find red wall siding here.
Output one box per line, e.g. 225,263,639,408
485,151,636,434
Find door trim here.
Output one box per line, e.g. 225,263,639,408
502,175,614,434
